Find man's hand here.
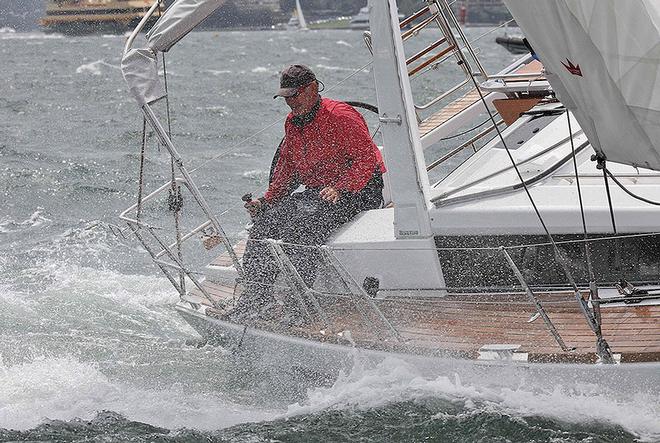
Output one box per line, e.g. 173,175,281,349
319,186,339,204
244,199,263,217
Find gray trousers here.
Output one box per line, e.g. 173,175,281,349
238,172,383,311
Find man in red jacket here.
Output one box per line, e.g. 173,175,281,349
234,65,386,321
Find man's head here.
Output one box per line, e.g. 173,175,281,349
274,64,320,115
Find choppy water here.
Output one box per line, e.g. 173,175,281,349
1,27,658,442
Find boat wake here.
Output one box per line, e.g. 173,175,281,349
287,356,660,441
0,356,276,432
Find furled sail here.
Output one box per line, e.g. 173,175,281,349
122,0,227,105
147,0,227,52
503,0,660,170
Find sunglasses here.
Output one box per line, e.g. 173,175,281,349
288,81,314,98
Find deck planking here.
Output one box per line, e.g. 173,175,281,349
186,278,660,362
418,88,483,138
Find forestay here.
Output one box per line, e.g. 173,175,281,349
504,0,660,171
121,0,228,105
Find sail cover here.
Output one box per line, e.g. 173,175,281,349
147,0,227,52
503,0,660,170
121,0,227,105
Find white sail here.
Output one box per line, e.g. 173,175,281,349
296,0,308,30
503,0,660,171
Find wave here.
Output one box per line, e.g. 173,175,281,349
290,46,308,53
196,105,229,115
251,66,277,75
0,356,275,432
242,169,269,181
315,64,367,73
336,40,352,47
75,59,120,76
0,31,63,40
286,356,660,441
205,69,233,76
0,210,52,234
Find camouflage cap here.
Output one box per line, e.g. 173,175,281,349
274,64,317,98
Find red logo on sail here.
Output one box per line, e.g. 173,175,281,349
561,59,582,76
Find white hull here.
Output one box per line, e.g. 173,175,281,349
120,0,660,399
176,302,660,394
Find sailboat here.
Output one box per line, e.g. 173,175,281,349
119,0,660,390
286,0,308,31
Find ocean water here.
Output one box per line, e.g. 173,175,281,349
1,27,658,442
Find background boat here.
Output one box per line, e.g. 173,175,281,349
286,0,309,31
40,0,161,35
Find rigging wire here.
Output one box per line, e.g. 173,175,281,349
465,67,613,360
596,156,617,234
567,111,595,280
136,117,147,222
567,111,607,354
157,1,186,295
187,60,375,176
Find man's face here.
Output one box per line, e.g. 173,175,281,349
284,82,317,115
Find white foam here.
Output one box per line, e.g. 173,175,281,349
315,64,364,72
205,69,232,76
336,40,352,47
0,210,52,233
251,66,275,74
0,32,62,40
75,59,120,76
196,105,229,115
0,357,275,431
290,46,308,53
242,169,268,180
44,263,178,307
286,356,660,441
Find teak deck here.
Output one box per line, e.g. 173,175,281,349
189,278,660,364
418,88,483,138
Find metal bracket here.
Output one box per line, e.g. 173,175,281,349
379,113,402,125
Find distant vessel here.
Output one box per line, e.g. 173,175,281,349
348,6,369,30
40,0,160,35
349,6,405,30
494,34,527,54
286,0,308,31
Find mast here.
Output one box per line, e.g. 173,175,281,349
368,0,432,239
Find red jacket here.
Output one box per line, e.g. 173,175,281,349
264,98,386,202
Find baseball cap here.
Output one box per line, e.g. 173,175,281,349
273,64,317,99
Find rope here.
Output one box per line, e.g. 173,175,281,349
604,168,660,206
438,117,491,141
